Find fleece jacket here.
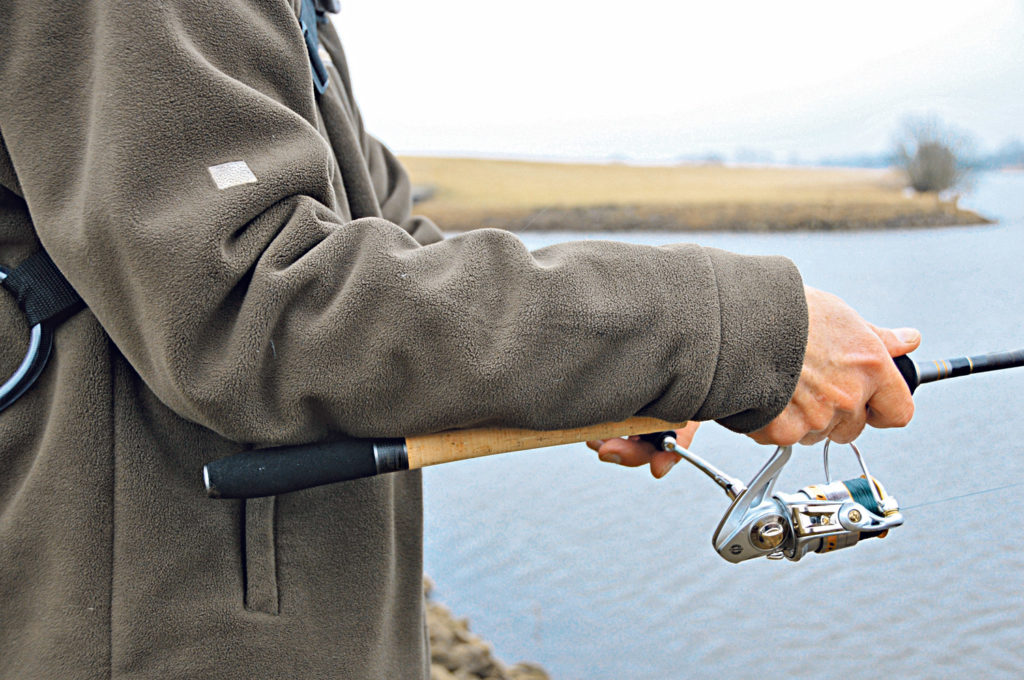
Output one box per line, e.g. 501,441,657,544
0,1,808,678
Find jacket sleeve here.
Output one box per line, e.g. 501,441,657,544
364,134,445,246
0,0,806,444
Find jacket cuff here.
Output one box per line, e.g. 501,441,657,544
694,248,808,433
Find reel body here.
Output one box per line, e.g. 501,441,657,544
658,435,904,564
712,444,903,563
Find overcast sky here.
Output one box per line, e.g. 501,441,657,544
334,0,1024,163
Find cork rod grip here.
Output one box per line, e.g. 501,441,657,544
204,416,689,498
405,416,688,469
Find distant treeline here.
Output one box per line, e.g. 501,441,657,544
678,139,1024,170
818,140,1024,170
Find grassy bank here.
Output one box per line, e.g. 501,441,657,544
401,156,991,232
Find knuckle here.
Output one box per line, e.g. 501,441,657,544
865,345,892,368
834,393,861,414
772,425,803,446
806,412,832,433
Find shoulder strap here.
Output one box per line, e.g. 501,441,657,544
0,249,84,413
299,0,330,95
1,249,84,327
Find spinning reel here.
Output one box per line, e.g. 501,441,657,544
655,435,904,563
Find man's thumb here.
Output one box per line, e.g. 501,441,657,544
871,324,922,357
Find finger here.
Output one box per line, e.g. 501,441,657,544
799,429,829,446
749,409,806,446
866,387,915,428
594,437,657,467
650,450,682,479
798,410,840,445
826,422,866,444
756,386,840,446
868,324,922,358
585,440,606,453
826,405,868,444
862,348,916,428
672,421,701,448
865,362,915,429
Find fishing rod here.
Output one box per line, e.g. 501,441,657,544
894,349,1024,393
204,349,1024,501
201,347,1024,565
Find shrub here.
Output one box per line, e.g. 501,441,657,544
894,116,973,194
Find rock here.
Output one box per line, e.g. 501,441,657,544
508,662,551,680
425,577,548,680
431,663,458,680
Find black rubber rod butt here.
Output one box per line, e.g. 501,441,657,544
204,438,407,499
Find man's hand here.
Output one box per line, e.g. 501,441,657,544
750,286,920,446
586,421,700,478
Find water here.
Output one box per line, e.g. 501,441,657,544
423,171,1024,679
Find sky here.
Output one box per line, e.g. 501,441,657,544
333,0,1024,163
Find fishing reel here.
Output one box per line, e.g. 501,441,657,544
656,436,904,563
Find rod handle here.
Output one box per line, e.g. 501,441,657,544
405,417,688,469
204,417,686,498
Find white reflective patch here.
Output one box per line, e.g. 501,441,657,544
208,161,258,190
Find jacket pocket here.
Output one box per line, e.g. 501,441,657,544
242,496,279,614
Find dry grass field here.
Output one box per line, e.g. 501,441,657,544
400,156,990,232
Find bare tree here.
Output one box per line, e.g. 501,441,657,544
894,116,973,194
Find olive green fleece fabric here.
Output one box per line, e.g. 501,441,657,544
0,2,807,679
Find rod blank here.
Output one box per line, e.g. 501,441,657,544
895,349,1024,393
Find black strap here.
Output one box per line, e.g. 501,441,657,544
1,249,85,326
314,0,340,15
299,0,330,95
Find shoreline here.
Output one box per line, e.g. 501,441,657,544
426,577,549,680
434,201,989,233
402,156,992,232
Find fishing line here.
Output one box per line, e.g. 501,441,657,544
902,481,1024,511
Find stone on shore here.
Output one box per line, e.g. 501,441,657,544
425,577,550,680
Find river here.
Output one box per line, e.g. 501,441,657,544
423,171,1024,679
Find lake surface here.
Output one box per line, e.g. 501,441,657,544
423,171,1024,679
